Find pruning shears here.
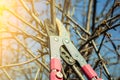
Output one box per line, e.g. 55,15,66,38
45,18,102,80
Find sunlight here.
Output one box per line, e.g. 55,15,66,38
0,7,4,15
0,0,5,15
0,0,9,29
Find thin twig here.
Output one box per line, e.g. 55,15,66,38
84,0,93,56
34,68,40,80
2,68,13,80
92,0,96,31
0,55,41,68
86,0,93,31
50,0,56,27
106,33,120,56
97,34,106,54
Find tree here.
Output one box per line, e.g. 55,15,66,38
0,0,120,80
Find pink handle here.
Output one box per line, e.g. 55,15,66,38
82,64,102,80
50,58,63,80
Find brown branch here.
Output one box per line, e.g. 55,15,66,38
50,0,56,27
105,2,120,20
79,23,120,51
97,34,106,54
0,55,41,68
92,0,96,32
84,0,93,56
106,14,120,22
106,33,120,56
61,0,70,22
86,0,93,31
